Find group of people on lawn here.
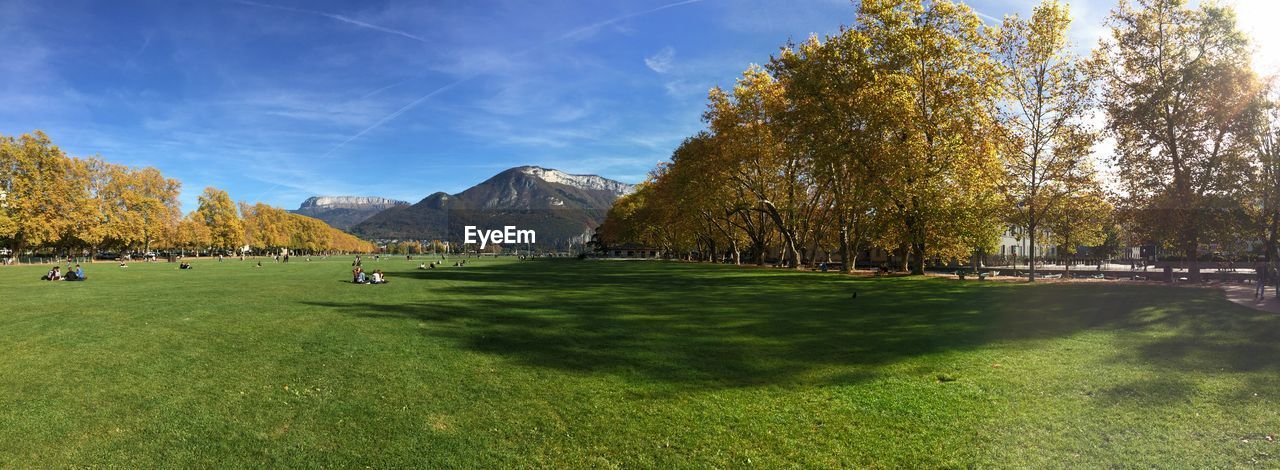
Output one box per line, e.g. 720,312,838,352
36,254,450,285
417,259,465,269
42,264,86,281
351,266,388,284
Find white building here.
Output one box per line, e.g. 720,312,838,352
998,226,1058,258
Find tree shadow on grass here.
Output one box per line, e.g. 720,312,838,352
304,261,1280,391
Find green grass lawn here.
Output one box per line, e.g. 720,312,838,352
1,257,1277,467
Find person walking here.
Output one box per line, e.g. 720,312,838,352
1272,265,1279,300
1257,263,1269,300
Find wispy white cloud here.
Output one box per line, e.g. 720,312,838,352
645,46,676,73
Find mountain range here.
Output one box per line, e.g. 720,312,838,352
294,166,636,247
291,196,409,231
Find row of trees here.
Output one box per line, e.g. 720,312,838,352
383,240,449,255
0,131,374,258
600,0,1280,282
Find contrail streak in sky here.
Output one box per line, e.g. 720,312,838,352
318,0,709,157
322,78,470,158
232,0,429,43
552,0,706,46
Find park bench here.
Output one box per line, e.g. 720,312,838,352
956,270,994,281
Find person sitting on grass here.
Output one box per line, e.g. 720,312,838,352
42,266,61,281
179,261,193,270
418,262,426,270
369,269,387,284
118,259,128,268
65,264,86,281
354,267,367,284
255,261,263,268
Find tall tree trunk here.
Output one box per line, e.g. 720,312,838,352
1186,238,1200,282
1028,224,1037,282
911,242,926,275
806,238,821,270
14,235,25,266
838,224,852,275
761,200,801,269
897,242,909,272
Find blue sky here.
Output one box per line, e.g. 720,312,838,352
0,0,1237,211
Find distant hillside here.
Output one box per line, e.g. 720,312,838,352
291,196,409,231
350,166,635,247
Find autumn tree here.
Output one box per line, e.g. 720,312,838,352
196,187,244,252
706,67,817,268
126,167,182,252
855,0,1005,274
1093,0,1262,280
174,212,212,255
0,131,371,258
83,164,182,253
241,202,291,253
1045,168,1113,273
0,132,89,254
995,0,1098,281
772,29,889,273
1246,87,1280,269
674,133,751,264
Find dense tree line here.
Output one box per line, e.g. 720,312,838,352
0,131,374,258
600,0,1280,281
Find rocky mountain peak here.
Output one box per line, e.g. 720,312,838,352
298,196,408,210
515,166,636,197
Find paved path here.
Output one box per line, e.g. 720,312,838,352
1220,284,1280,313
989,262,1258,274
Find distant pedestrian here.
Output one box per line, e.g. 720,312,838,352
1257,264,1269,300
1273,266,1279,299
